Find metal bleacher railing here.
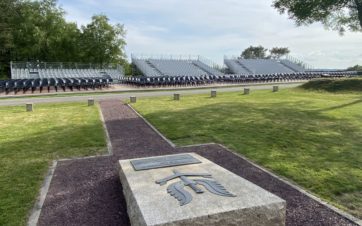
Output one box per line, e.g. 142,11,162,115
223,55,312,75
131,54,224,77
10,61,124,80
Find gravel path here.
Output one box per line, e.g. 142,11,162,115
37,100,358,226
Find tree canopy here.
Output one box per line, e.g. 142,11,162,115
347,64,362,71
240,46,268,59
273,0,362,34
269,47,290,59
240,45,290,59
0,0,127,78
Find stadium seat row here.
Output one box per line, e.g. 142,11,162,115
120,71,357,87
0,77,113,94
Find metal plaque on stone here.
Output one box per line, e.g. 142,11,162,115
130,154,201,171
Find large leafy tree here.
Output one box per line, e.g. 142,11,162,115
273,0,362,34
81,15,126,66
0,0,19,78
0,0,127,78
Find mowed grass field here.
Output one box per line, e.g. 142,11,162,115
132,88,362,218
0,103,106,226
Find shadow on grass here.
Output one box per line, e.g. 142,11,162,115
318,98,362,112
143,101,362,218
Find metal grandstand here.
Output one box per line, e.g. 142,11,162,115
131,54,224,77
10,61,124,80
1,56,358,95
223,55,310,75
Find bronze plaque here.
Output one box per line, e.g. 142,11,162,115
131,154,201,171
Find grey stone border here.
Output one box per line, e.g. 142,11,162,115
127,103,176,148
129,104,362,225
98,101,113,155
27,161,57,226
217,143,361,226
27,103,112,226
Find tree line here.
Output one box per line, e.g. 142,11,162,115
0,0,127,78
239,46,290,59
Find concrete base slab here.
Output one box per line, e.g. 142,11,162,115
119,153,286,226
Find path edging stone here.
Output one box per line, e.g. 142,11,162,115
27,161,57,226
215,143,362,226
127,103,176,148
98,102,113,155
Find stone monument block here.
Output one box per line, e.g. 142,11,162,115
119,153,286,226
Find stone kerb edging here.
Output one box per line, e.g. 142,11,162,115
27,103,113,226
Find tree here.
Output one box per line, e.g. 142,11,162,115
0,0,19,78
0,0,128,78
273,0,362,34
347,64,362,71
81,15,126,66
269,47,290,59
240,45,268,59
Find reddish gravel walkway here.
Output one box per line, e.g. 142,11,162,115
37,99,358,226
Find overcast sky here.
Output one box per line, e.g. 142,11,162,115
59,0,362,69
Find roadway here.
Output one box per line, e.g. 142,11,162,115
0,82,303,106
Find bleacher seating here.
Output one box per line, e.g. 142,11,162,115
11,68,123,80
225,59,305,74
279,60,305,72
2,58,358,95
132,59,163,77
119,71,358,87
0,77,113,94
132,57,224,77
224,59,251,74
11,62,124,80
2,61,123,94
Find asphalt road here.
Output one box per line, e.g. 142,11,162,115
0,83,303,106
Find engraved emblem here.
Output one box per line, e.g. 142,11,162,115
156,169,236,206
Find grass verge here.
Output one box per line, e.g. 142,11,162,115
0,102,107,226
301,78,362,92
132,88,362,218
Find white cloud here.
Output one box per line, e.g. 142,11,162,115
59,0,362,68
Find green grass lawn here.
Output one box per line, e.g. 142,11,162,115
132,88,362,218
301,78,362,92
0,103,106,226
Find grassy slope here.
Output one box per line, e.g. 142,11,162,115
0,103,106,226
301,78,362,92
132,89,362,218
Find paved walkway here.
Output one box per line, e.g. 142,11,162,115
37,100,358,226
0,83,302,106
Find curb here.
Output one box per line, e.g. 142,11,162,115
127,103,176,148
98,102,113,155
27,161,57,226
0,81,305,99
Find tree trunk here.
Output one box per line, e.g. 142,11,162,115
355,0,362,29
